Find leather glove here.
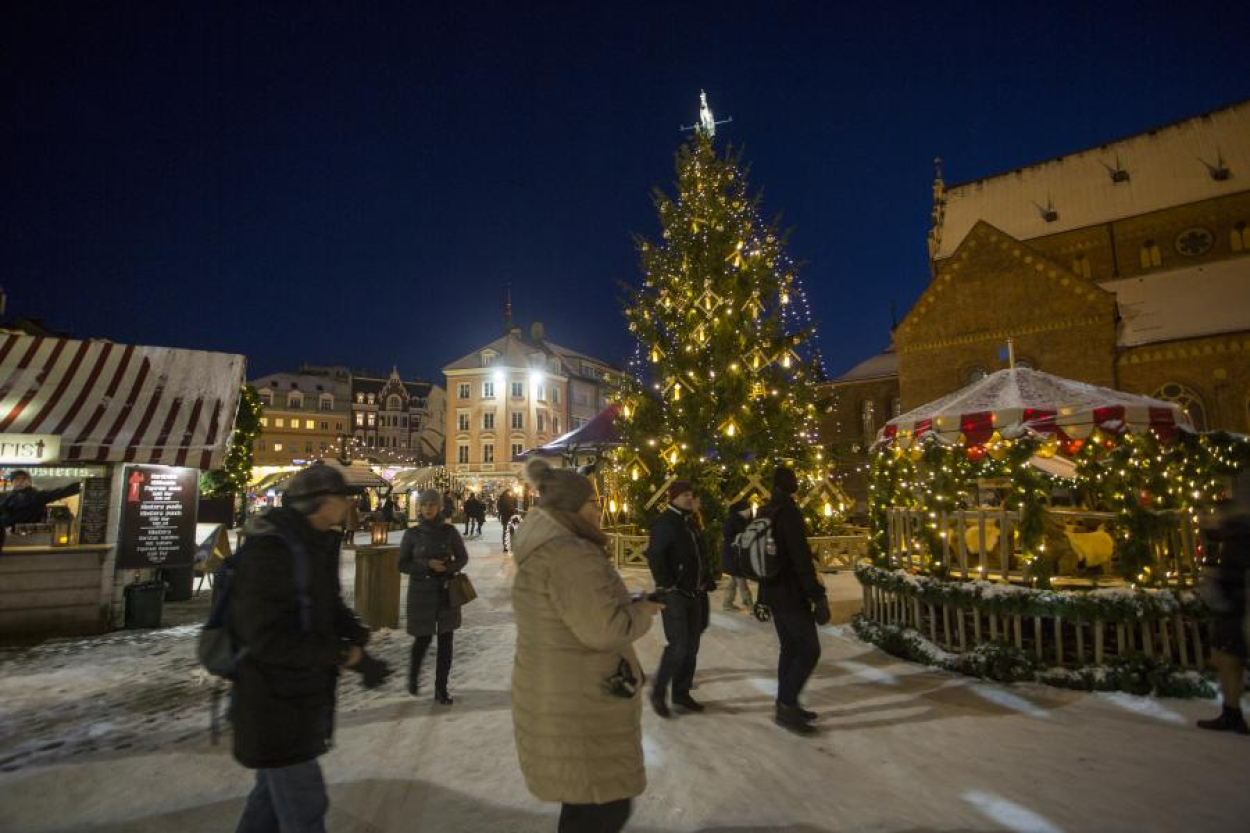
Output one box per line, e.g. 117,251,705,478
350,653,392,689
812,596,832,626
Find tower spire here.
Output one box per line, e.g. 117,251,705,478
503,283,513,334
927,156,947,265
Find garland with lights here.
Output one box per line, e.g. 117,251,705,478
868,428,1250,587
607,129,843,560
201,384,264,500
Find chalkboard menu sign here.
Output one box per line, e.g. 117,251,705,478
78,476,111,545
116,465,199,569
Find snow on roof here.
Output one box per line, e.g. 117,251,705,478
1106,258,1250,347
833,346,898,383
443,330,618,376
934,101,1250,260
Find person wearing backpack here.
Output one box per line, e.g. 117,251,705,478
761,466,831,736
399,488,470,704
720,500,755,612
645,480,709,718
230,464,391,832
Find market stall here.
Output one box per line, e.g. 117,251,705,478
0,332,245,639
857,366,1248,693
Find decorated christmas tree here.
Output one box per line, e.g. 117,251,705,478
606,95,844,548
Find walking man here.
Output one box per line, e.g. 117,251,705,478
497,488,518,552
230,465,391,831
761,466,831,735
646,480,709,717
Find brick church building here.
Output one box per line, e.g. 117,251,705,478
824,100,1250,508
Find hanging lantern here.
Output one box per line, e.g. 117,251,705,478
822,501,834,517
371,520,389,545
49,506,74,547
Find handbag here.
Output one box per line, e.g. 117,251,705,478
447,572,477,607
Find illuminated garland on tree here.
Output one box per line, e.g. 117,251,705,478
608,129,841,551
200,384,264,499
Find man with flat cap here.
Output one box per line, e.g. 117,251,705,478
645,479,709,717
231,463,391,832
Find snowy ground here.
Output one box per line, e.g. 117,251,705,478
2,519,1248,832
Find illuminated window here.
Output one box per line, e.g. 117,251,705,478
274,442,283,452
860,400,876,444
355,413,364,427
1233,221,1249,253
1139,240,1162,269
536,383,545,402
260,417,268,427
367,413,376,427
275,418,285,428
458,444,469,464
305,420,315,430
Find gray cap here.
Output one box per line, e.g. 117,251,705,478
285,464,352,500
417,488,442,504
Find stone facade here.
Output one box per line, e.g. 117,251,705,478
349,369,446,465
251,367,353,467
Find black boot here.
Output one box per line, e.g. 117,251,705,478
672,694,705,713
775,703,818,735
777,700,817,722
1197,707,1249,735
435,689,454,705
650,691,671,718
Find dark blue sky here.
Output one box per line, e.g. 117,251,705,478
5,1,1249,382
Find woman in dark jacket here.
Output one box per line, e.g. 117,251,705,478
399,488,470,704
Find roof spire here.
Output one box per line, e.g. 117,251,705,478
927,156,947,265
503,283,513,334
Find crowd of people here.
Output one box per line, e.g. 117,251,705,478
219,461,1249,833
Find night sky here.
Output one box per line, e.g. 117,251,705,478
5,2,1249,383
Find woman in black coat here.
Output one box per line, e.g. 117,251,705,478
399,489,470,704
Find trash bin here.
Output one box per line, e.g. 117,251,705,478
354,546,401,630
162,566,195,602
124,580,167,628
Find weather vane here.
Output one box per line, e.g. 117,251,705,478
681,89,732,138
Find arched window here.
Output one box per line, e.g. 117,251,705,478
288,394,302,410
966,366,987,384
387,395,402,411
1153,382,1207,431
1139,240,1162,269
861,400,877,444
1071,254,1092,279
1232,221,1249,253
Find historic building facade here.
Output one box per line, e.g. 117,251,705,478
443,321,619,490
251,366,353,467
823,100,1250,509
349,368,446,465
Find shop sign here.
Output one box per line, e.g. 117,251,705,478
116,465,199,569
78,477,112,545
0,434,61,465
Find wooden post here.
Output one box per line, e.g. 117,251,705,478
1053,618,1063,666
1095,622,1105,665
1141,620,1154,658
1159,616,1172,662
1033,617,1043,661
999,508,1010,579
1191,618,1204,668
977,511,988,578
1075,622,1085,664
1116,624,1127,658
1175,614,1189,667
989,613,998,641
957,513,969,580
943,605,953,648
913,598,922,630
928,603,938,643
1013,616,1023,649
974,609,982,644
956,609,966,651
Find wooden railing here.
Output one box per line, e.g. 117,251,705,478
604,528,869,573
885,506,1200,587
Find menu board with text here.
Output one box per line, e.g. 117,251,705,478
116,465,199,569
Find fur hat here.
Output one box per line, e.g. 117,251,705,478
524,459,594,513
773,466,799,495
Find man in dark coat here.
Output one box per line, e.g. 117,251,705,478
1197,470,1250,735
497,488,518,551
646,480,709,717
761,466,830,735
230,465,390,832
0,470,81,552
399,488,470,704
720,499,755,611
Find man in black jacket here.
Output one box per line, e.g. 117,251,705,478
230,465,390,832
646,480,709,717
761,466,831,735
496,489,518,551
0,470,82,552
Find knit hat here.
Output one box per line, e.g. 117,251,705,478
416,488,442,505
773,466,799,495
667,480,695,502
524,459,594,512
285,464,352,501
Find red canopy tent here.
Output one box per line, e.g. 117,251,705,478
877,367,1191,448
515,404,622,462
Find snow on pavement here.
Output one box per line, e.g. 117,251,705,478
2,519,1249,832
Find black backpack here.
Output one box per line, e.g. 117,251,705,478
733,509,780,580
197,529,313,741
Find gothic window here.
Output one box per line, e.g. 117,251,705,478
860,400,877,444
1071,254,1091,279
1139,240,1162,269
1153,382,1207,431
1233,221,1249,253
387,395,401,411
966,366,987,384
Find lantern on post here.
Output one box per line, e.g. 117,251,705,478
49,506,74,547
370,520,389,546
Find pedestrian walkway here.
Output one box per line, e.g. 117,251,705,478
1,519,1247,832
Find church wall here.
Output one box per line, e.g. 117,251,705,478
1118,332,1250,433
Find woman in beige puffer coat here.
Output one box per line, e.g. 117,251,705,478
511,460,661,832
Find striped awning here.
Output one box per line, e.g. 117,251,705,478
0,332,246,469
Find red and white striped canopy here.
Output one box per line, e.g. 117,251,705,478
0,332,246,469
877,367,1191,447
